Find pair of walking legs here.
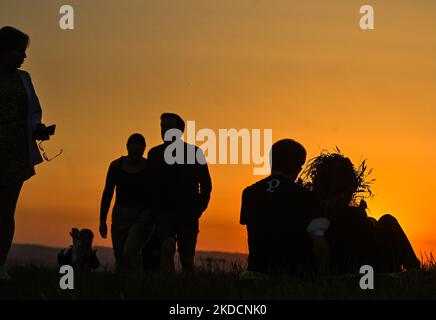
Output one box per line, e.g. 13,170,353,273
0,182,23,268
111,206,151,274
158,216,198,273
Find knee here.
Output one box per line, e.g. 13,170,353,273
379,214,397,224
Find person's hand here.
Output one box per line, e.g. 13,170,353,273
99,221,108,239
34,123,50,141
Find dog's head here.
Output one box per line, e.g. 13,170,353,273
70,228,94,250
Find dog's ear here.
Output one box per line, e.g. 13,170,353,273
70,228,80,238
81,229,94,238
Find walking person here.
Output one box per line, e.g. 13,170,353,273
148,113,212,273
100,133,153,274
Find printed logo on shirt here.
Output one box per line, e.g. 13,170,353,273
265,178,280,193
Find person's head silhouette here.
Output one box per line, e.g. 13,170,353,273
0,26,29,71
126,133,146,160
270,139,306,180
160,113,185,142
302,151,372,209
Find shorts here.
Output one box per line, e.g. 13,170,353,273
157,214,199,257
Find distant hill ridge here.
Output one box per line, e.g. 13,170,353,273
8,244,247,270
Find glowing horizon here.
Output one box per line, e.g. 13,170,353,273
1,0,435,256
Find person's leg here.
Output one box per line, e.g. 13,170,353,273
121,215,149,274
111,207,130,271
111,223,128,271
177,219,199,273
156,215,177,273
377,214,420,271
0,182,23,267
161,237,177,273
141,225,160,271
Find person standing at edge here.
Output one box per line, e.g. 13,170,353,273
0,26,51,281
148,113,212,273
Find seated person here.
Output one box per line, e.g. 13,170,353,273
240,139,321,276
302,151,420,274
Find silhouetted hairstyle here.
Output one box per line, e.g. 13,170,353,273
301,149,373,205
0,26,29,55
270,139,306,174
161,113,185,132
127,133,146,147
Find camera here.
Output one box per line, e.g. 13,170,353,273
34,123,56,141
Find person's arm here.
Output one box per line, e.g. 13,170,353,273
99,163,116,238
310,234,330,275
21,72,42,130
240,188,252,225
24,72,50,141
29,76,42,131
307,217,331,275
196,148,212,216
147,148,161,217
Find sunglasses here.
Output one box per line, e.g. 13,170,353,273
38,141,63,161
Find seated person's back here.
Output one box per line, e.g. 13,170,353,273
240,139,319,275
241,174,318,274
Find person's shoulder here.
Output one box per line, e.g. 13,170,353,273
294,182,315,197
17,69,30,77
17,69,31,83
109,157,123,169
347,204,368,220
243,176,274,194
149,144,166,153
148,144,165,157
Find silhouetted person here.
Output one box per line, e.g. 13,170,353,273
0,26,51,281
240,139,319,276
100,133,153,274
148,113,212,273
303,151,420,273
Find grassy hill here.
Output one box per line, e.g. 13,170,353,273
2,244,435,300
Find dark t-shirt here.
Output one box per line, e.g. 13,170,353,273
106,156,151,208
240,174,320,274
147,141,212,221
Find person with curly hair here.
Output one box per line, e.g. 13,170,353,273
302,150,421,274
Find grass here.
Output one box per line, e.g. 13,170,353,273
1,257,435,300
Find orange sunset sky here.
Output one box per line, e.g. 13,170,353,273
1,0,435,255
